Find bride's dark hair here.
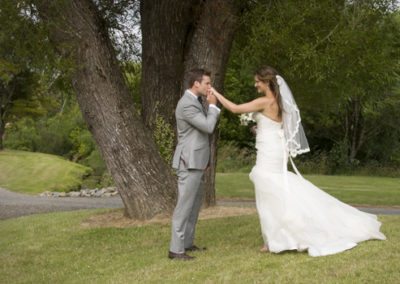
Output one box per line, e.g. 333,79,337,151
255,66,283,117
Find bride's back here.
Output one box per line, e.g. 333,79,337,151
261,97,281,122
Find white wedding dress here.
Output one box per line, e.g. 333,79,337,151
249,112,386,257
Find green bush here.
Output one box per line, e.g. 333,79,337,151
217,142,256,173
80,148,114,188
34,115,75,156
3,117,40,151
292,150,331,175
81,148,106,176
4,104,98,161
98,171,114,188
68,127,95,162
153,114,175,165
217,140,400,177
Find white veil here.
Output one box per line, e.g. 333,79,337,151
276,75,310,157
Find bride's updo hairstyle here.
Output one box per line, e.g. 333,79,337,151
255,66,283,117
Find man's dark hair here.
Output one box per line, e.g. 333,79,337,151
186,68,211,88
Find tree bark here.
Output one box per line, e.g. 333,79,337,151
141,0,243,206
182,0,242,206
140,0,201,128
34,0,176,219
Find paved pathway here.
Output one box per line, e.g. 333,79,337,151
0,188,122,220
1,187,399,220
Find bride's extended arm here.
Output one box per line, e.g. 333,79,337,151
211,88,266,114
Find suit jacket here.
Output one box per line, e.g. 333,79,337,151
172,90,220,170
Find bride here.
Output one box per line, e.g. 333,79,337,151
211,66,386,257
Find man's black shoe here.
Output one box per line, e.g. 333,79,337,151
185,245,207,252
168,251,195,260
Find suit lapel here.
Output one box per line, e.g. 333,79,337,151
184,91,206,114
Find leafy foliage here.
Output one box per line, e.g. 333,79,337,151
222,0,400,172
95,0,141,61
153,112,175,165
2,0,399,177
0,0,74,149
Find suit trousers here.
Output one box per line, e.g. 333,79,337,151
170,160,205,253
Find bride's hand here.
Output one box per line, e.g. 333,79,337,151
210,87,221,97
210,88,224,104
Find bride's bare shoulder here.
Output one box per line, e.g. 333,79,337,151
254,96,274,104
258,96,277,106
251,96,276,111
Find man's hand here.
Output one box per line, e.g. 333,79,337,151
206,91,218,105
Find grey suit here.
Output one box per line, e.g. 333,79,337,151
170,90,220,253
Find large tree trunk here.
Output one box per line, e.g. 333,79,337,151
34,0,176,219
140,0,200,128
182,0,242,206
141,0,244,206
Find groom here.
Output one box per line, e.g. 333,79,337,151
168,68,220,260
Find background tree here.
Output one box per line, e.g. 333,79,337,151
222,0,400,173
0,0,56,149
141,0,248,205
33,0,177,219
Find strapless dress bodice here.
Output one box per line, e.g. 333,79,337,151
253,112,283,143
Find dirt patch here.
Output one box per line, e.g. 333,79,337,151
81,206,257,229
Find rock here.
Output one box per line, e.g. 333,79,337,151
93,189,105,197
69,191,81,197
105,187,117,193
81,192,91,197
39,186,118,198
40,191,51,197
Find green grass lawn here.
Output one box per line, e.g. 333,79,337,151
0,209,398,283
216,173,400,206
0,150,92,194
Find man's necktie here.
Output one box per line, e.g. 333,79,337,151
197,96,206,114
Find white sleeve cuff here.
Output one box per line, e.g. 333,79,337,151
209,104,221,113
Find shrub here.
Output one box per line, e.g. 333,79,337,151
3,117,40,151
217,141,256,172
153,114,175,165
